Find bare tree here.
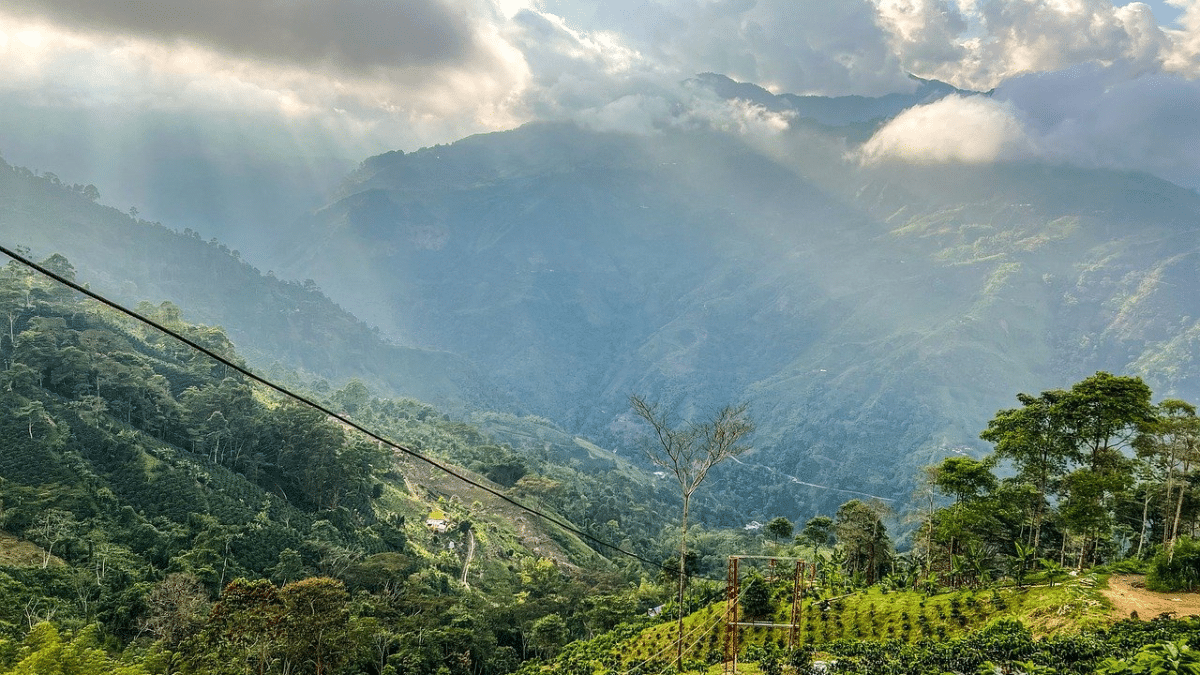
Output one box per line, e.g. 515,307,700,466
141,573,211,645
630,395,753,671
30,508,77,568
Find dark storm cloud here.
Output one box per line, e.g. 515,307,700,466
5,0,481,73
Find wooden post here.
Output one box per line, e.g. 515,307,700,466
724,557,740,674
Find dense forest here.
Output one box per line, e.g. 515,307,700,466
6,250,1200,674
0,251,678,674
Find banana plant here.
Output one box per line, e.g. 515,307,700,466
1040,557,1066,588
1012,541,1034,588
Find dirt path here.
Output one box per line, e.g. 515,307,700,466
461,529,475,589
1103,575,1200,620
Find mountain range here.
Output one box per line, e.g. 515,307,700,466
6,76,1200,524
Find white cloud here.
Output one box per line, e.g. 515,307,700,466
538,0,915,96
874,0,1173,90
856,63,1200,192
3,0,1200,200
1162,0,1200,75
859,94,1038,164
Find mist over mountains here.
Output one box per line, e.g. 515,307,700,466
7,75,1200,523
265,79,1200,519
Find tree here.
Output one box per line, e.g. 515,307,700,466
185,578,284,675
1059,373,1153,566
924,456,999,572
929,456,997,505
800,516,834,558
834,499,891,586
331,379,371,416
279,577,353,675
1065,372,1155,470
741,572,772,618
4,622,150,675
30,508,78,569
629,394,753,671
984,374,1154,567
140,573,210,646
1137,399,1200,561
529,613,569,660
981,390,1074,553
0,260,34,356
765,517,793,546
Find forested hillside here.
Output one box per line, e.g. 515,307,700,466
0,251,705,674
9,249,1200,675
0,158,502,413
277,118,1200,522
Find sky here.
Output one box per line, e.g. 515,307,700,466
1,0,1200,241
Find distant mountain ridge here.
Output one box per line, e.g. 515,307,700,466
279,114,1200,522
7,74,1200,526
0,159,511,414
689,72,975,126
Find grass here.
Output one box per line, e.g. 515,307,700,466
0,531,59,567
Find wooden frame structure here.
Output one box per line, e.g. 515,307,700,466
722,556,813,674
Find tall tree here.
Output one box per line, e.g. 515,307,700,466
141,573,210,646
765,516,794,547
279,577,353,675
629,394,753,671
925,456,998,573
1059,372,1153,566
1137,399,1200,560
929,456,997,505
1064,372,1154,469
981,390,1074,553
834,499,891,586
800,516,834,559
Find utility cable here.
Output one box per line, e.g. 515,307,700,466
0,243,726,581
623,580,748,675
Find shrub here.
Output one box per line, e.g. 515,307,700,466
1102,558,1149,575
1147,538,1200,592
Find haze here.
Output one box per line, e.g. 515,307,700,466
0,0,1198,254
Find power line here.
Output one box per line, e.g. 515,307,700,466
0,243,718,580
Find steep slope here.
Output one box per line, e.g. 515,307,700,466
0,260,671,675
0,154,732,545
281,119,1200,520
0,159,506,412
0,260,610,594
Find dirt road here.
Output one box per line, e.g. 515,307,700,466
1103,575,1200,620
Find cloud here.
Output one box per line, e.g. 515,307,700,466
505,8,797,140
856,62,1200,191
3,0,484,75
859,94,1038,164
4,0,1200,198
537,0,915,96
1163,0,1200,75
0,6,532,143
995,63,1200,188
875,0,1172,90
